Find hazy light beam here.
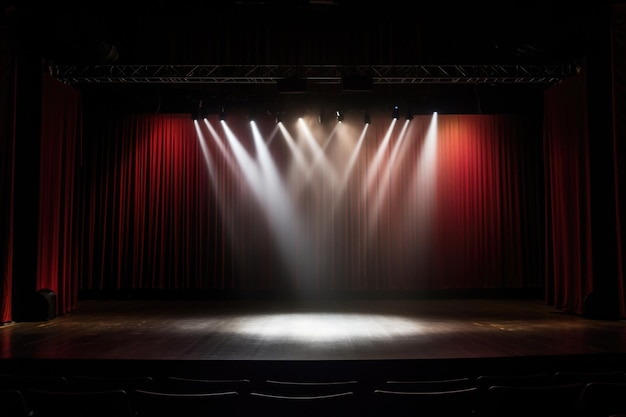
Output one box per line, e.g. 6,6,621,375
250,121,304,245
194,120,218,189
278,122,310,175
333,123,369,211
221,121,264,195
368,118,412,234
362,118,397,202
251,121,318,284
298,118,339,188
411,112,438,214
202,119,242,182
265,124,281,148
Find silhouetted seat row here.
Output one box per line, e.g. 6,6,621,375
0,389,29,417
24,388,134,417
157,376,252,394
132,389,241,417
2,370,626,417
2,369,625,393
3,388,355,417
3,381,626,417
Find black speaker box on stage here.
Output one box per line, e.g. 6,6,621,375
30,288,57,321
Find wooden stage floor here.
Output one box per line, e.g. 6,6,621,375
1,297,626,379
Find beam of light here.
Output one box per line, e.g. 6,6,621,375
195,119,253,280
251,121,286,201
411,112,438,219
278,122,315,205
321,121,341,152
194,120,218,188
332,123,368,212
232,313,425,342
250,121,315,280
210,120,317,287
368,118,412,235
400,113,438,264
362,118,397,202
202,119,242,183
417,112,438,185
298,118,339,188
220,121,264,193
264,123,282,148
278,122,309,176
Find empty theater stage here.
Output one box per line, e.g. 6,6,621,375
1,297,626,380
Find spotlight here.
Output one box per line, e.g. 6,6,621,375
364,113,371,124
406,109,413,121
336,110,344,122
191,100,202,120
248,108,257,122
392,105,400,119
218,107,226,121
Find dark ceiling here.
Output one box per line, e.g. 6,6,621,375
1,1,607,114
7,0,597,65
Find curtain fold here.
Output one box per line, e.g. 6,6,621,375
612,1,626,319
0,27,16,323
543,73,593,314
78,111,543,294
37,73,82,315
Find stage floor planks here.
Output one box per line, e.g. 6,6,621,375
1,297,625,362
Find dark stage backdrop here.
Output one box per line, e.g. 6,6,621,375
74,108,545,299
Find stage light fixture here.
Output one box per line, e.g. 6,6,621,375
248,108,257,122
392,105,400,119
406,109,413,121
336,110,344,122
364,113,371,124
218,107,226,121
191,100,203,120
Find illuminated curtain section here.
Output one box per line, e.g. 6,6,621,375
80,114,238,291
37,74,82,314
79,111,543,294
432,115,542,290
543,74,593,314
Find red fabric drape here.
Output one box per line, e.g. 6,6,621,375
612,2,626,318
78,111,543,294
543,73,593,314
0,26,16,323
37,74,82,315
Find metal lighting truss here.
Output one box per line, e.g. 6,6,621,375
50,64,577,85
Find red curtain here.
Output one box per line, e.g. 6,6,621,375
543,73,593,314
612,2,626,318
37,74,82,314
0,26,16,323
77,111,544,294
